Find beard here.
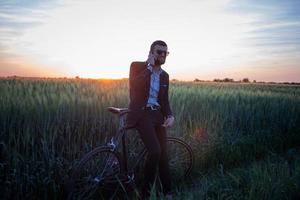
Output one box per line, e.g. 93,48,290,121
155,58,165,65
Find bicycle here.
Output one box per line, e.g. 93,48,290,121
66,107,194,199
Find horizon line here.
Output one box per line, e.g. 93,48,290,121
1,75,300,84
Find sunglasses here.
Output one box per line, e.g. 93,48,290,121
156,50,169,56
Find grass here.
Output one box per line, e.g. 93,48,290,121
0,77,299,199
171,150,300,200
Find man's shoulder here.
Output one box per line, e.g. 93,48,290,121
130,61,147,69
161,69,169,78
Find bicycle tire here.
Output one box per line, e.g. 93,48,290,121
137,137,194,182
166,137,194,181
67,146,125,200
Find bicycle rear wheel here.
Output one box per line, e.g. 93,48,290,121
67,146,124,200
166,137,194,181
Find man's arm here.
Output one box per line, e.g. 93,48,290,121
165,75,172,117
162,74,175,128
129,62,151,105
129,62,150,85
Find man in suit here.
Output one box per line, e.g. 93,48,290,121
126,40,175,198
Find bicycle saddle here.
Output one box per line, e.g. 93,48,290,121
107,107,130,116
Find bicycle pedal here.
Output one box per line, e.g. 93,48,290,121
126,173,135,183
93,176,101,183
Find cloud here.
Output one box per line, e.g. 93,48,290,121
0,0,61,76
227,0,300,52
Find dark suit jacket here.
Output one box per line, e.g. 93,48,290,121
126,61,173,127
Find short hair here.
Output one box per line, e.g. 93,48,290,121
150,40,167,53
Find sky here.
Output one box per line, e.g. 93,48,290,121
0,0,299,82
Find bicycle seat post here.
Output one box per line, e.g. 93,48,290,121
107,107,131,173
119,114,127,130
122,130,128,173
119,114,129,173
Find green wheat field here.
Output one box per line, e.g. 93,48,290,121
1,77,300,199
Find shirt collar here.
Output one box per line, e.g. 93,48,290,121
147,63,163,75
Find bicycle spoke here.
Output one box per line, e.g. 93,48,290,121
166,138,194,181
98,154,119,178
170,150,189,158
68,147,122,200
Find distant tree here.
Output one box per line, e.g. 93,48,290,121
213,79,221,82
253,80,256,83
242,78,250,83
171,79,178,82
75,76,80,79
291,82,300,85
194,78,200,82
223,78,234,82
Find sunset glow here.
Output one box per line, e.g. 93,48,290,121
0,0,299,82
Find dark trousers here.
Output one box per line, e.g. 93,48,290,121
136,109,171,196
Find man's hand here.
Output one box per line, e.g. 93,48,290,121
147,52,156,66
162,115,175,128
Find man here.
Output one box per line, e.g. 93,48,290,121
126,40,175,198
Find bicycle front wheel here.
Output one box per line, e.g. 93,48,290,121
167,137,194,181
67,146,123,200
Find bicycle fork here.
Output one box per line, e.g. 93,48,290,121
106,129,135,185
120,131,136,184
